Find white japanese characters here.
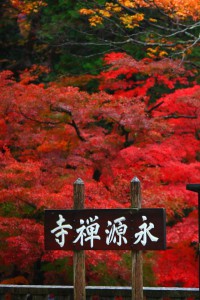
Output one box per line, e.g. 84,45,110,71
134,215,159,246
50,214,72,248
50,214,159,248
73,216,100,248
105,217,127,246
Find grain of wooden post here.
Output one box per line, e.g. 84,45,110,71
73,178,86,300
130,177,143,300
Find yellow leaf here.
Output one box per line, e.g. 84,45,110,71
79,8,94,15
149,18,157,22
159,51,168,57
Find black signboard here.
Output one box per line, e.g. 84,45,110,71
44,208,166,251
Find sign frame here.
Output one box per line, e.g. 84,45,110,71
44,208,166,251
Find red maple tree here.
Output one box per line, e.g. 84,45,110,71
0,53,199,286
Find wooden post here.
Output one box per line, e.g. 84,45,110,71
130,177,143,300
186,184,200,292
73,178,86,300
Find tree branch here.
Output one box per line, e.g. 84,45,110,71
50,103,86,142
146,101,164,115
163,114,197,119
19,104,86,141
18,107,62,126
71,0,200,60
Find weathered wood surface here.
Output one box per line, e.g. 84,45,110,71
73,178,86,300
130,177,143,300
0,285,199,299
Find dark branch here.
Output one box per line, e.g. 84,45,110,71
146,101,164,115
50,103,86,142
18,107,62,126
70,119,86,142
163,114,197,119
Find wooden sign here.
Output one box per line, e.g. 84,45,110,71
45,208,166,251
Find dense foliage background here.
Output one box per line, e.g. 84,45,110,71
0,0,199,287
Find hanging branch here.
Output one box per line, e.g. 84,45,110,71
18,104,86,142
50,103,86,142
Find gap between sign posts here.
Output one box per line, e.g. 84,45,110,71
44,177,166,300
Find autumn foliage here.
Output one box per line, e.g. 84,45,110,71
0,52,199,287
80,0,200,26
79,0,200,64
